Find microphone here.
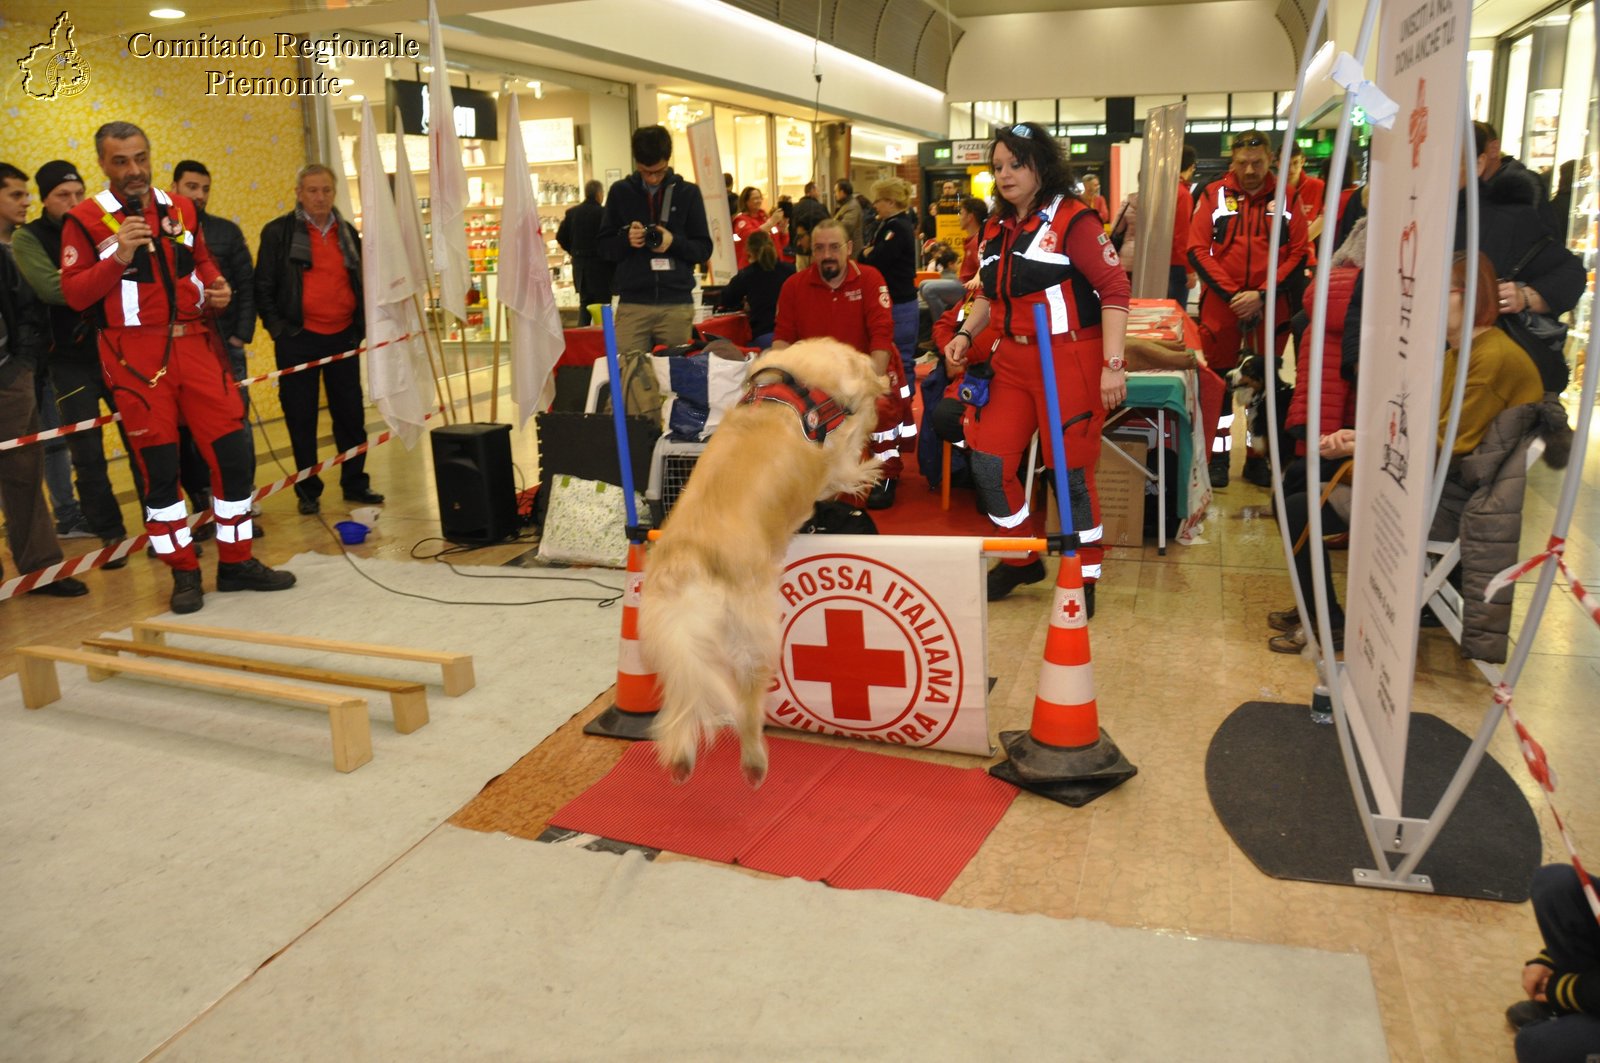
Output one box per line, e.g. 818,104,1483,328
121,191,152,268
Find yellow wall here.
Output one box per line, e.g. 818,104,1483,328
3,16,311,422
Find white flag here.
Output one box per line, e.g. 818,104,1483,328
427,0,470,324
500,95,567,428
358,101,433,446
391,118,432,297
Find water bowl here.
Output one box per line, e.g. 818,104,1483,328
334,520,370,545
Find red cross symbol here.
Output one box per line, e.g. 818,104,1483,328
1060,596,1082,623
791,608,906,721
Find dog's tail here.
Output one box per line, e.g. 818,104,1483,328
639,581,739,783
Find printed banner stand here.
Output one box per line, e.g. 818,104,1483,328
1241,0,1594,899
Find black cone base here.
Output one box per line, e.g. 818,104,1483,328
583,705,658,740
988,729,1137,807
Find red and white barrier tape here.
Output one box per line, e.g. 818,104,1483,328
0,405,443,601
1485,536,1600,629
1491,683,1600,925
0,332,420,451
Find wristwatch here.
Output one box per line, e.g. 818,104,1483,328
1104,355,1125,372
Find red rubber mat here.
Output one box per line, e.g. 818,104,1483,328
549,733,1018,899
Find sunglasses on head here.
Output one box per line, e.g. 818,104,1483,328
1010,123,1033,139
1233,133,1269,148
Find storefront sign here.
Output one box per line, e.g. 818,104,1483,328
1342,0,1466,816
389,78,499,140
520,117,575,163
951,139,989,165
766,536,990,756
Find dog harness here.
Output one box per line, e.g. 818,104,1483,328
739,369,849,444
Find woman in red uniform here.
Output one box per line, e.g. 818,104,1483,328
943,122,1130,610
731,187,787,270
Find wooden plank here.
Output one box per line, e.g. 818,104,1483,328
15,645,374,773
84,638,430,735
131,621,474,695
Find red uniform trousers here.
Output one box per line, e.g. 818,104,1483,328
1194,292,1292,456
871,354,913,480
100,324,255,570
962,331,1105,580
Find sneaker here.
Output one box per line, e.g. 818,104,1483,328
1267,605,1300,632
28,576,89,598
1505,1000,1555,1030
866,479,897,511
216,558,297,593
1269,626,1345,654
170,568,203,614
1241,455,1272,487
987,559,1046,601
56,520,96,540
342,488,385,505
1208,453,1231,488
298,496,320,515
101,537,128,570
192,520,217,543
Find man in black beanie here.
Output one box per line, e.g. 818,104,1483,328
11,159,131,567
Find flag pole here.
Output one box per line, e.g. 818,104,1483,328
456,329,477,422
489,302,505,422
412,292,450,420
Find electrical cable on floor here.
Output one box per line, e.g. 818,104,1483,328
247,399,622,608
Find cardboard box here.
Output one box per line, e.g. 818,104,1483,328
1096,436,1149,549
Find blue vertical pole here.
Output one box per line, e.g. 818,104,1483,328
1032,303,1077,547
601,306,641,541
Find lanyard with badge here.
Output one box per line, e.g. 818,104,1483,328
648,182,675,272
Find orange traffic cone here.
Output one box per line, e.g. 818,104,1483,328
584,541,661,740
989,552,1137,806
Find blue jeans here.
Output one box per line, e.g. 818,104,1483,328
1515,864,1600,1063
891,299,919,390
34,375,82,530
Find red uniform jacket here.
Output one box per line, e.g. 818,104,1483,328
60,188,221,327
1187,171,1309,304
772,261,895,354
977,194,1130,338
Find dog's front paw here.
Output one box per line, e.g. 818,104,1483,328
741,761,767,789
668,759,694,785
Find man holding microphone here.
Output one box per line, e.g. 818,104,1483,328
59,121,294,614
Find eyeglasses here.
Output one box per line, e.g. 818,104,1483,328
1232,133,1269,149
1010,123,1033,139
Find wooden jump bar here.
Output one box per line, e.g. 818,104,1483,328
15,645,373,773
82,638,428,735
129,621,475,696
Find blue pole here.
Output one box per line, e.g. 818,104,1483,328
601,305,641,540
1032,302,1077,546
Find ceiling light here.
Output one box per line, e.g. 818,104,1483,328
149,7,185,16
349,93,365,102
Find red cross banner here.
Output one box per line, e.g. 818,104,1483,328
765,535,992,756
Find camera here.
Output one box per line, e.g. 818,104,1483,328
958,359,994,408
645,225,666,251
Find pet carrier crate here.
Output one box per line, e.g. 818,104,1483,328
645,437,707,526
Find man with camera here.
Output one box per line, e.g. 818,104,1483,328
597,126,712,359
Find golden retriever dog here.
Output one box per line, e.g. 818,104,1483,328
639,339,887,786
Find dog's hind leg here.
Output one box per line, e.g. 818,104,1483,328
734,669,770,788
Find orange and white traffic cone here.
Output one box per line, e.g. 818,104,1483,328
583,541,661,740
989,552,1137,806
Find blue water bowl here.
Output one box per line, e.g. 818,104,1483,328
334,520,369,545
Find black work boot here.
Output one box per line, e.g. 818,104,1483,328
170,568,204,614
1208,453,1231,488
216,558,297,593
986,559,1046,601
1241,454,1272,487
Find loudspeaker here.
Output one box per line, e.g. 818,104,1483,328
431,423,517,544
1106,96,1135,140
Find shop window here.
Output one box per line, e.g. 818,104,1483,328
1057,97,1102,122
1556,4,1594,171
1186,93,1228,119
1502,36,1532,160
1016,99,1055,125
1467,49,1494,122
948,102,974,140
775,116,813,201
1231,91,1276,120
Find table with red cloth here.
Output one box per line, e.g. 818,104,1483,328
1111,298,1226,546
559,312,754,373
